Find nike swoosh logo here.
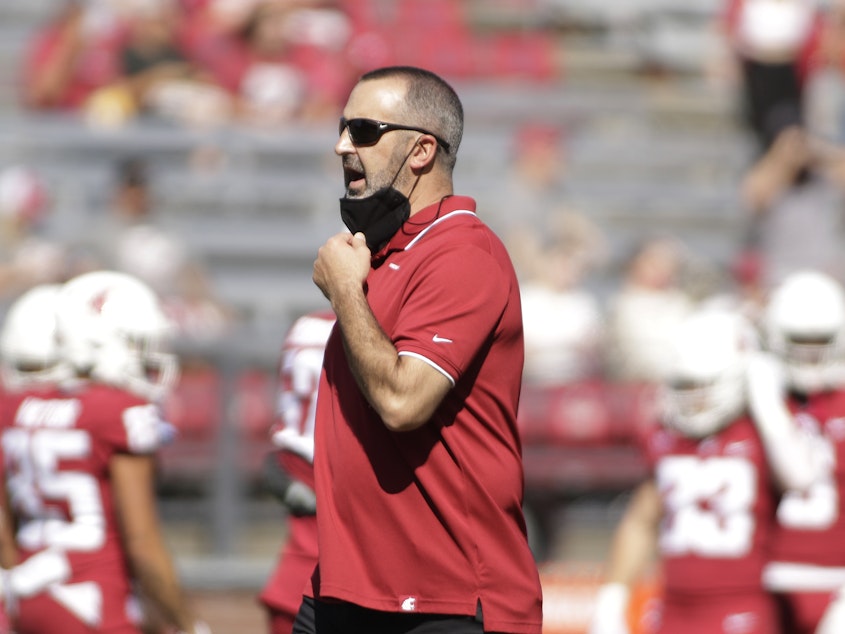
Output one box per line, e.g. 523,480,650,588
432,334,453,343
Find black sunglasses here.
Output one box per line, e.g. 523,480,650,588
339,117,450,153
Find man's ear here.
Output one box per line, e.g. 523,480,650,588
409,135,439,171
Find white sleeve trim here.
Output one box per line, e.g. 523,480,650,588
764,562,845,592
122,404,162,454
398,351,455,386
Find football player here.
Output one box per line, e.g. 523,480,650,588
753,270,845,634
258,310,335,634
0,271,207,633
590,308,783,634
0,283,72,632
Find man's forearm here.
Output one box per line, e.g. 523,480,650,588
332,284,402,415
331,284,449,431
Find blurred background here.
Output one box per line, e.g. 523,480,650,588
1,0,842,631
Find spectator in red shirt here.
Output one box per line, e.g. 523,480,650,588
185,0,355,126
21,0,126,111
84,0,232,128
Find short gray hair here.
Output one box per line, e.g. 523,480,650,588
360,66,463,172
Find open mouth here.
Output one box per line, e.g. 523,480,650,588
343,163,365,193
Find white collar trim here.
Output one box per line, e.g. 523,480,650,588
404,210,476,251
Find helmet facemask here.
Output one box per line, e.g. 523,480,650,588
661,310,750,439
662,365,746,439
766,270,845,395
91,330,178,402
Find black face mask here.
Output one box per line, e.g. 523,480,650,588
339,186,411,252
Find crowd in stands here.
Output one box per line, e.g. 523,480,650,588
21,0,358,128
18,0,561,130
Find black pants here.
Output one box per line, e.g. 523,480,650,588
740,57,804,153
292,596,485,634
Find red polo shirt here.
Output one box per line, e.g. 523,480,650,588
310,195,542,633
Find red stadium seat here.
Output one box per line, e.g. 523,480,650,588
607,382,660,443
158,365,223,486
392,0,469,35
233,368,277,478
518,380,614,445
163,365,222,439
476,32,559,82
387,29,478,80
518,380,652,494
234,368,276,442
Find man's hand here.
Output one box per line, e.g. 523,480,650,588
313,232,371,302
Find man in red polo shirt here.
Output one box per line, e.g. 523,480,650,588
298,66,543,634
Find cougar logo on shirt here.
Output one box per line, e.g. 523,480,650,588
401,597,416,611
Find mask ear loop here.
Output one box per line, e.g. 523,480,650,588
405,194,451,229
386,137,423,201
403,136,450,229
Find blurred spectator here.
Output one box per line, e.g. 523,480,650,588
184,0,355,126
21,0,230,128
0,165,74,307
805,0,845,141
494,123,568,255
81,157,233,341
21,0,126,111
85,0,232,128
520,210,607,386
740,124,845,288
719,0,823,154
604,236,695,384
700,249,769,333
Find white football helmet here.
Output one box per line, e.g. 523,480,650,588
765,270,845,394
661,309,751,438
0,284,71,391
55,270,179,401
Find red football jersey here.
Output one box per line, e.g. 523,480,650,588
271,310,336,484
645,416,779,597
260,310,334,616
0,382,165,631
769,389,845,568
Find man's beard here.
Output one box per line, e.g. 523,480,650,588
345,145,413,199
339,145,416,251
